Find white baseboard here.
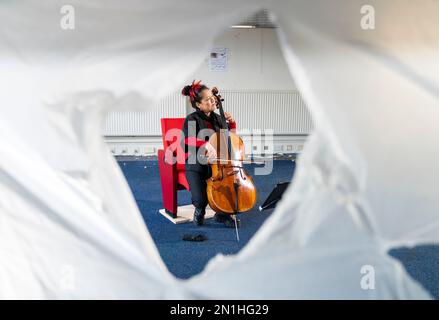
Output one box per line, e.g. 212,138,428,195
104,134,308,156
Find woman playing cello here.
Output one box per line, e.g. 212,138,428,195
181,80,240,228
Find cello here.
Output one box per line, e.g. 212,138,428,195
206,88,257,236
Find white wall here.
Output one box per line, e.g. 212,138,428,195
187,28,296,91
105,28,311,156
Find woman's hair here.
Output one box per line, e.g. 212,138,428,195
182,80,208,109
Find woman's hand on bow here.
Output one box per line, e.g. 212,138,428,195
224,112,235,124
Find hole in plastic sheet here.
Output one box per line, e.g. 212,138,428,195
109,12,313,281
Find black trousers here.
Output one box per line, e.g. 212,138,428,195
185,169,211,209
186,169,234,223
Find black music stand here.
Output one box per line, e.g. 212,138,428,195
259,181,290,211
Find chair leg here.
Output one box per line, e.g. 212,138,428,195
158,149,178,218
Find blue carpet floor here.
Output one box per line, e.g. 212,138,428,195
118,159,439,299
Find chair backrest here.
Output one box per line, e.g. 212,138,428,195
160,118,187,166
160,118,185,149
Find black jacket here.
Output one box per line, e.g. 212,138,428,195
181,110,226,173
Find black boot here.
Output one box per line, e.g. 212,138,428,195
214,212,240,228
193,207,206,226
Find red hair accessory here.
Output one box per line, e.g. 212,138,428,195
189,80,202,101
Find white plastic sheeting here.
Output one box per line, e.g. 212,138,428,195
0,0,438,299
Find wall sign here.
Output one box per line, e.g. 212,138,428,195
209,47,228,71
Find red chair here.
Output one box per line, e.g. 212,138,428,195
158,118,189,218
